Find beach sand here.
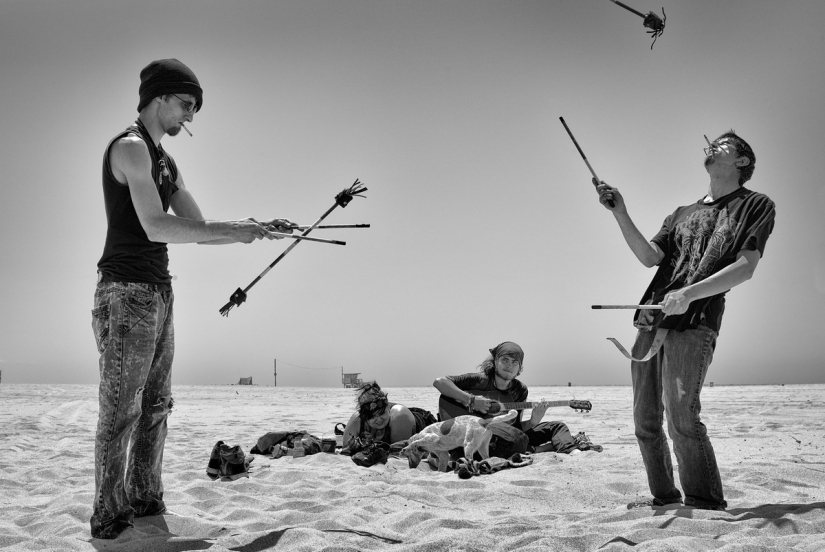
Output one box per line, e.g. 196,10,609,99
1,383,824,551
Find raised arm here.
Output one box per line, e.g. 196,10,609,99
110,135,271,245
594,178,664,268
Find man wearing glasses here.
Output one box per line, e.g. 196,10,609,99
593,131,776,510
434,341,600,458
91,58,294,539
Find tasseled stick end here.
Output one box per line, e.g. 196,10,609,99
219,288,247,317
643,10,665,32
643,8,666,49
335,179,368,208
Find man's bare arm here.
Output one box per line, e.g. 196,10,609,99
660,249,761,316
111,136,268,244
595,179,664,268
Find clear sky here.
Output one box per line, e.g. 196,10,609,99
1,0,823,388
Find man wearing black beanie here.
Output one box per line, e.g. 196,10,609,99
91,58,295,540
137,58,203,113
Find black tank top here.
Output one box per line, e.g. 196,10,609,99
97,120,179,285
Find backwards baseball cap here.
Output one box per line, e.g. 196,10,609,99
137,58,203,113
489,341,524,364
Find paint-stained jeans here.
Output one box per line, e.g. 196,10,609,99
90,279,174,539
631,325,727,509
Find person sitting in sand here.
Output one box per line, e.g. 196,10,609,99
342,382,436,449
434,341,601,457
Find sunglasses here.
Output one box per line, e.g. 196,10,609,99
170,94,197,114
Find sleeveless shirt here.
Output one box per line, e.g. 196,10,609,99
97,120,180,285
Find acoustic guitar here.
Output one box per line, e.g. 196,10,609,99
438,393,592,421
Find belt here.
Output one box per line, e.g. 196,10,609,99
98,272,172,292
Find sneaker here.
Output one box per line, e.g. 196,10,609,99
206,440,225,480
627,497,683,509
219,445,251,481
351,442,390,467
573,432,603,452
341,435,372,457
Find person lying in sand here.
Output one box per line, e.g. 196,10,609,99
434,341,601,457
342,382,436,449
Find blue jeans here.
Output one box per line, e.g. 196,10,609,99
90,278,175,538
631,325,727,509
527,421,577,454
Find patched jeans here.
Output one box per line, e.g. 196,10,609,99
90,278,174,539
631,325,727,509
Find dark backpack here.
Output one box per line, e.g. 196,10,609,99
250,430,322,456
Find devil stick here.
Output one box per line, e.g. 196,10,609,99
293,224,370,230
266,232,346,245
219,179,367,316
559,117,615,208
592,304,663,310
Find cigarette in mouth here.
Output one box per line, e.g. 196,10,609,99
704,134,712,147
180,123,193,137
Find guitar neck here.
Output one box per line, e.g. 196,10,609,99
438,394,591,421
501,400,571,410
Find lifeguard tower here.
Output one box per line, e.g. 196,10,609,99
341,368,362,388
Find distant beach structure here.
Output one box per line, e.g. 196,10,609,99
341,369,362,388
237,377,253,385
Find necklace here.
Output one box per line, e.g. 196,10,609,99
134,119,169,187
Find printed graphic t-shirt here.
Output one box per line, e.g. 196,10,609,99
636,187,775,333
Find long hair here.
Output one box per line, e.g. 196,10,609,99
477,354,524,378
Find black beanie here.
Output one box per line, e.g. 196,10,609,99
137,58,203,113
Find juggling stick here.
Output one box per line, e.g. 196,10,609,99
266,232,346,245
592,305,662,310
293,224,370,230
592,303,668,361
559,117,614,207
219,179,367,316
609,0,666,50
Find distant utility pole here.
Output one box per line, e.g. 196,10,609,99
273,359,277,387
